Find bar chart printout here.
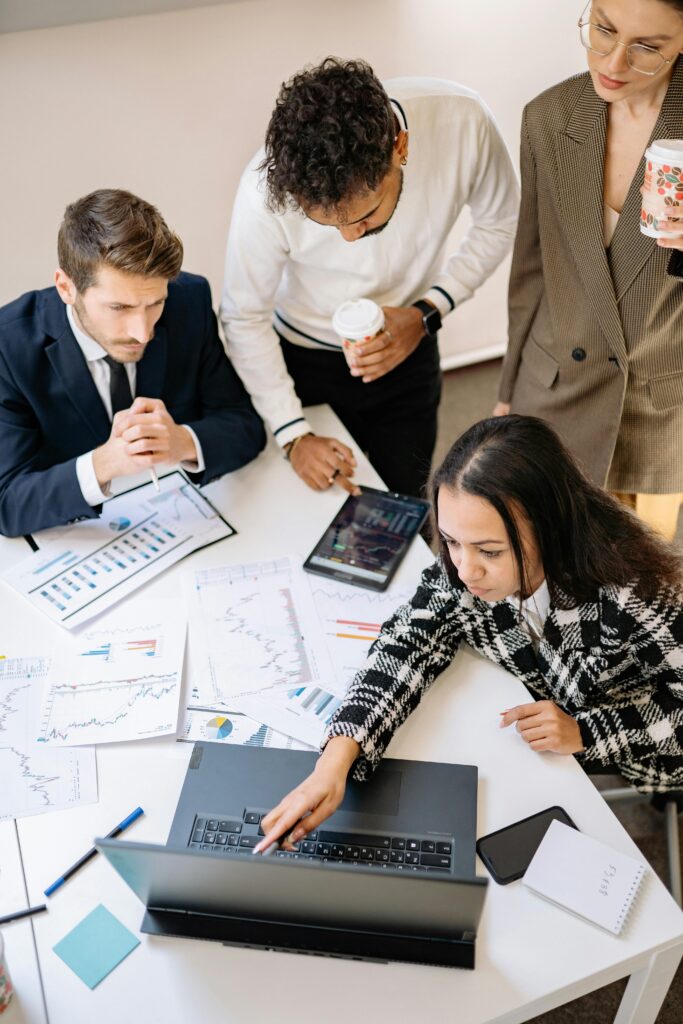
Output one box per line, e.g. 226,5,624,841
0,657,97,820
180,708,314,751
37,598,186,746
3,471,234,629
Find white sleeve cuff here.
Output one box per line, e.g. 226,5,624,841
273,419,314,449
424,286,456,319
76,451,111,506
179,425,205,473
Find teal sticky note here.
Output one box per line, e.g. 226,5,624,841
53,904,140,989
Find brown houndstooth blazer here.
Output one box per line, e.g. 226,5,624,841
498,61,683,493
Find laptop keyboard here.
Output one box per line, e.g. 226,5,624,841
188,809,454,873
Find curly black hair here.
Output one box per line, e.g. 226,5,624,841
260,57,396,214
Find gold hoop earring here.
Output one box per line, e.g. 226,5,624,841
401,157,407,166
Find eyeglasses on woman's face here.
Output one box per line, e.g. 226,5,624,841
578,2,677,76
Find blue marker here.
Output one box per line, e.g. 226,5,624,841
44,807,144,897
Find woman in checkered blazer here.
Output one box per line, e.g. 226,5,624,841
258,415,683,852
495,0,683,540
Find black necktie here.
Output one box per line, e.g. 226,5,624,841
104,356,133,416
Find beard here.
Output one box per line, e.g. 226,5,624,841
361,169,404,238
73,297,148,363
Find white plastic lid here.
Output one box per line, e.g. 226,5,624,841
332,299,384,340
646,139,683,164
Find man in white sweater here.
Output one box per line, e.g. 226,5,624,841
221,58,519,498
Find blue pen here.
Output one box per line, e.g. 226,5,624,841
44,807,144,897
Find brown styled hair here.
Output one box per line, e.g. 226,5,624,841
431,415,683,606
57,189,183,293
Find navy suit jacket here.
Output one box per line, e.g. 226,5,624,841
0,272,266,537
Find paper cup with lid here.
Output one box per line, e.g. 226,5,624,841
640,139,683,238
0,933,14,1014
332,299,385,366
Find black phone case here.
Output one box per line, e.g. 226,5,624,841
476,805,578,885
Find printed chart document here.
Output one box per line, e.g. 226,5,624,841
186,555,412,747
180,708,314,751
308,577,413,693
37,599,186,746
3,471,234,629
0,657,97,820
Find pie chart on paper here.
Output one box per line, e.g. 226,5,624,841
205,716,234,741
109,517,132,531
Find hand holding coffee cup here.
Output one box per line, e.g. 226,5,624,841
332,299,426,383
640,139,683,247
332,299,385,370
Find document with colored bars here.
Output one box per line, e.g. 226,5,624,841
2,470,234,629
184,555,413,748
37,598,186,747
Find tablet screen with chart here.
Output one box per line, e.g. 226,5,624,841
3,471,235,628
303,487,429,591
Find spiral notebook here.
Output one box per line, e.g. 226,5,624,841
522,820,646,935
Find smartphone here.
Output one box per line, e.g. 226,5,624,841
476,806,578,885
302,486,430,592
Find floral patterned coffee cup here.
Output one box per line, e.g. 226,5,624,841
0,933,14,1014
332,298,385,369
640,139,683,238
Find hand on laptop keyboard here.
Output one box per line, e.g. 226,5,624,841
255,737,361,854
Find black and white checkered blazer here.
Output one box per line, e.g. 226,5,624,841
326,560,683,793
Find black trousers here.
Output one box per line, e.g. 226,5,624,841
280,335,442,499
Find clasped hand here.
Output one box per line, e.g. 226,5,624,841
343,305,424,383
499,700,585,755
93,397,197,486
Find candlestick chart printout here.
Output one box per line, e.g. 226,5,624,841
187,556,414,747
3,472,234,629
0,657,97,820
37,599,186,746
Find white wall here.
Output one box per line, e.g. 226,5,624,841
0,0,585,366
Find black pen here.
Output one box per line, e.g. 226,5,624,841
0,904,47,926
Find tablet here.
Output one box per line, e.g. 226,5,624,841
303,486,430,591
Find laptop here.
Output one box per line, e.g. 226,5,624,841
97,743,487,969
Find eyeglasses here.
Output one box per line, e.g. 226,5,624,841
578,2,676,76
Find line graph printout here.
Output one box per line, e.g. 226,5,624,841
37,599,186,746
179,707,315,751
3,471,234,629
187,557,335,707
310,580,414,693
0,657,97,821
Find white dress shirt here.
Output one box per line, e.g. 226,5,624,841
67,305,204,506
507,579,551,648
221,76,520,446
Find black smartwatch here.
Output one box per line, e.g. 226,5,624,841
412,299,442,337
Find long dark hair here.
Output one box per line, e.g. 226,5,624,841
431,416,682,606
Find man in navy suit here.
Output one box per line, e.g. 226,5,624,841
0,189,266,537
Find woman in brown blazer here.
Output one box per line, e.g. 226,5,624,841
496,0,683,539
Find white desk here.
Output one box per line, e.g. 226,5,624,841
0,406,681,1024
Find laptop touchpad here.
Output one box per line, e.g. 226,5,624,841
338,769,401,817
